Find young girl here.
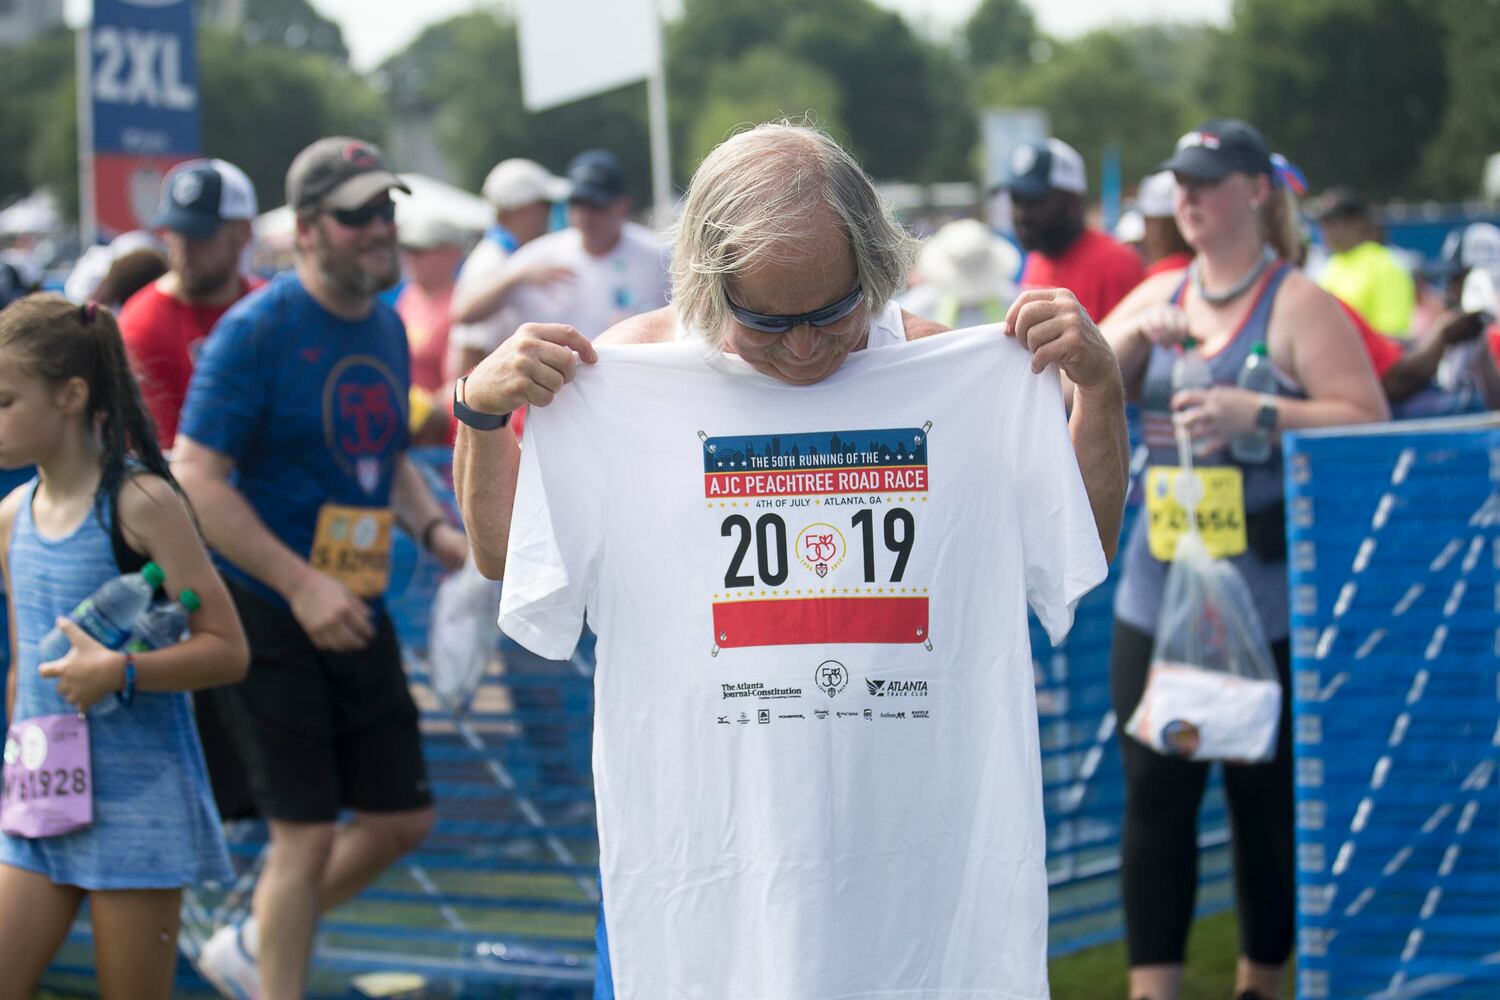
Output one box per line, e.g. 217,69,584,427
0,295,249,999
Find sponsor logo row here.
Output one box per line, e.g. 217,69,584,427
722,661,929,703
716,708,932,725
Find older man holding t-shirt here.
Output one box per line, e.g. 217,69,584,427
454,124,1128,1000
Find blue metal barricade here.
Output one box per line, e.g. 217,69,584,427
1286,415,1500,1000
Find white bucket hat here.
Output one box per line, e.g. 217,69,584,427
918,219,1022,308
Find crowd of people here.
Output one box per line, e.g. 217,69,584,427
0,110,1494,1000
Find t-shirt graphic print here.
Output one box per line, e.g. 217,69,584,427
703,424,933,655
500,326,1107,1000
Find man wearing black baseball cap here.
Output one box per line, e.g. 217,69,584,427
120,159,261,448
177,137,465,1000
999,137,1143,322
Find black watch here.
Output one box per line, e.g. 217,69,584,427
453,377,510,431
1255,394,1279,431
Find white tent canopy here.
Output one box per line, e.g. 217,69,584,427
254,173,493,249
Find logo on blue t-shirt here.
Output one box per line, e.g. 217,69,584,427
322,356,403,495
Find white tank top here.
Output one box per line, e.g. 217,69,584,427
674,298,907,349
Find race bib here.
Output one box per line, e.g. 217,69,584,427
1,714,92,839
310,504,394,598
1145,465,1247,561
701,425,933,658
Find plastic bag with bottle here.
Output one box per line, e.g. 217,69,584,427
1125,421,1282,762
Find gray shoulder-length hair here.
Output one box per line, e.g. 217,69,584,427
670,122,917,346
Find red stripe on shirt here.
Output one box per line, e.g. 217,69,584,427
712,596,930,648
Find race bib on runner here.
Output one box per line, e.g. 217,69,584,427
1145,465,1247,561
701,424,934,658
1,714,92,839
310,504,394,598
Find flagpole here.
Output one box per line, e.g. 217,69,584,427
76,11,96,246
646,1,672,227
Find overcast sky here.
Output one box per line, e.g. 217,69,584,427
304,0,1232,72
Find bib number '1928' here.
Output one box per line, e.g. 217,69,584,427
1,714,93,839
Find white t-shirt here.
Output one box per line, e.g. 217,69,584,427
500,327,1106,1000
455,221,669,351
450,235,513,356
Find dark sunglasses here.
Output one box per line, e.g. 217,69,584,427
328,198,396,229
725,285,864,334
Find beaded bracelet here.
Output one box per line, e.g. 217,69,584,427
117,652,137,707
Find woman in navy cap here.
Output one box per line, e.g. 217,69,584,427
1099,120,1388,1000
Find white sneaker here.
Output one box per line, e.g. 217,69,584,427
197,922,262,1000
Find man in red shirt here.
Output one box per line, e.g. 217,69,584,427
1000,138,1144,322
119,158,261,448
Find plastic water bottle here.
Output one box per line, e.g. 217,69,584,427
93,588,200,718
124,589,200,653
1170,336,1216,457
38,561,164,663
1230,343,1277,464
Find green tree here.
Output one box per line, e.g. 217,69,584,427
198,0,349,63
978,31,1190,192
197,30,388,210
20,28,388,221
1115,23,1225,127
667,0,947,180
921,44,981,182
963,0,1038,71
686,48,845,170
26,79,81,221
1214,0,1446,197
1418,0,1500,199
788,4,942,179
0,28,74,205
382,12,652,205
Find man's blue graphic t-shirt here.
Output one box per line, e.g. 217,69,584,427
179,271,410,606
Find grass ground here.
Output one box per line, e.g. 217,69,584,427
1049,909,1244,1000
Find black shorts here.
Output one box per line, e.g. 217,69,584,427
217,580,432,823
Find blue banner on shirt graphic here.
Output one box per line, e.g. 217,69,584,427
700,426,931,474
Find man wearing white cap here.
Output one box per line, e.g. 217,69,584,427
119,158,261,449
999,138,1143,321
449,158,574,376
